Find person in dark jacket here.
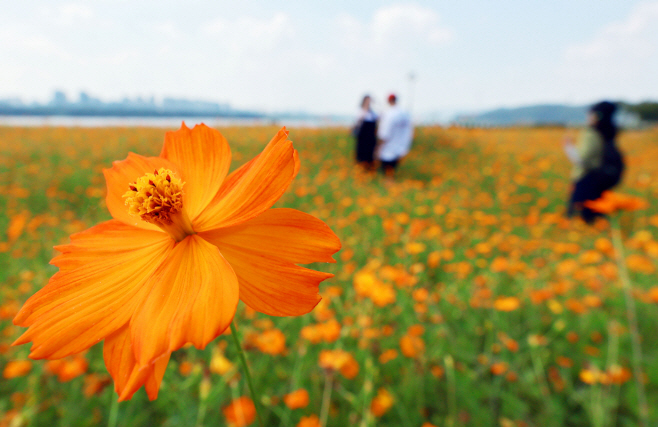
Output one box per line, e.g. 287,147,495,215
353,95,378,170
564,101,625,223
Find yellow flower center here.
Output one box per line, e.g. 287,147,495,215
123,168,195,241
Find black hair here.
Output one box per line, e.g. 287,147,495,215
590,101,618,142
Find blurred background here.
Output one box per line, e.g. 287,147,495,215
1,0,657,125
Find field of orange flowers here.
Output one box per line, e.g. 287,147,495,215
1,124,658,427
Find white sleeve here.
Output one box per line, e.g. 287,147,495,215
377,112,392,140
564,144,581,165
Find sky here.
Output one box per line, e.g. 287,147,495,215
1,0,657,118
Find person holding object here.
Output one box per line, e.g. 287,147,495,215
376,94,414,179
564,101,624,223
353,95,378,170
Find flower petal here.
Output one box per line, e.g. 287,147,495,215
103,153,181,230
160,123,231,220
209,242,333,316
13,220,174,359
200,208,340,264
193,128,299,232
130,235,239,367
103,325,170,401
103,325,135,398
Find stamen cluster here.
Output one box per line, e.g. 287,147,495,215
123,168,184,225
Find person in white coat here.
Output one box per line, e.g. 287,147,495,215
376,94,414,178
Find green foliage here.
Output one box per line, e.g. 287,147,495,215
622,102,658,122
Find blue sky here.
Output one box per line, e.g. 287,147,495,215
1,1,657,117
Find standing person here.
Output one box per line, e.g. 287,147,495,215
376,94,414,179
564,101,624,223
353,95,378,170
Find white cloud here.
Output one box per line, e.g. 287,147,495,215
372,4,453,45
565,1,658,61
558,1,658,101
0,27,73,60
201,12,294,52
39,3,94,26
149,22,180,39
338,4,453,54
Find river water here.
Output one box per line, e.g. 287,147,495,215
0,116,352,128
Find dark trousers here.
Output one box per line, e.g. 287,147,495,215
355,121,377,164
567,169,620,223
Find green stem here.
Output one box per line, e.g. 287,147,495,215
195,379,208,427
444,355,456,427
320,371,334,427
606,321,621,427
530,345,549,397
610,217,648,427
360,357,374,427
107,394,119,427
230,322,265,427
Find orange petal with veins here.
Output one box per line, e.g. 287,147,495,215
130,235,239,367
214,242,332,316
193,128,299,232
103,324,170,401
161,123,232,220
13,220,173,360
200,208,340,265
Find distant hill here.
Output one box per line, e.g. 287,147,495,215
454,104,588,126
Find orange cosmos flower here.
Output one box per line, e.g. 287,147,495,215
584,191,648,214
297,415,321,427
12,124,340,401
399,334,425,358
370,388,394,417
255,328,286,355
2,360,32,379
223,396,256,427
283,388,310,409
319,349,359,379
44,354,89,382
493,296,520,312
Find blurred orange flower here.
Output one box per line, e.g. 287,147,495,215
283,388,309,409
370,388,394,417
647,287,658,303
301,318,341,344
400,334,425,358
255,328,286,355
297,415,321,427
83,373,112,397
626,254,655,274
210,346,234,376
223,396,256,427
2,360,32,379
490,362,508,376
493,296,521,312
584,191,648,214
178,361,193,376
379,349,398,364
13,124,340,401
45,354,88,382
606,365,632,385
579,368,599,384
319,349,359,379
7,212,29,242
